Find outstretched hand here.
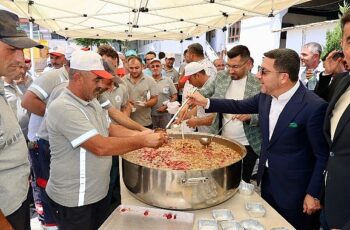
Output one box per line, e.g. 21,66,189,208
187,92,208,107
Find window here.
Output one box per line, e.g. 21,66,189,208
228,21,241,43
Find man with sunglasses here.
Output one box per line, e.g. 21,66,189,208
187,48,329,230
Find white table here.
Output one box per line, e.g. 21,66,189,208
116,180,295,229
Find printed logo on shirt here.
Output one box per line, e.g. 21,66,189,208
163,87,170,94
115,95,121,103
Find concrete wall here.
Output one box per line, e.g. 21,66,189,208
285,21,338,54
225,10,287,72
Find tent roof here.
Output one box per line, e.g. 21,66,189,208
0,0,309,40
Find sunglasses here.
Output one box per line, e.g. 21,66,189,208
257,65,286,75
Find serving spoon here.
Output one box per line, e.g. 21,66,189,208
165,87,198,129
199,116,234,146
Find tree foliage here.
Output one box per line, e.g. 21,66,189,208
322,1,350,59
74,38,114,48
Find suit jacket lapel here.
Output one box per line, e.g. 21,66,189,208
333,105,350,143
268,84,306,148
260,95,272,149
324,76,350,145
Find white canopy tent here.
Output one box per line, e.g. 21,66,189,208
1,0,308,41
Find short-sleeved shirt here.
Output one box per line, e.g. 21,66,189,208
38,82,112,141
28,67,69,102
4,82,30,138
105,83,129,110
151,77,177,116
164,68,179,85
199,58,217,79
0,80,30,216
27,67,69,141
46,88,112,207
124,74,158,126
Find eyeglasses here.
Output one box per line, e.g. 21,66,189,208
257,65,286,76
226,59,248,70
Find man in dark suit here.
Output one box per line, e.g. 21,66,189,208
188,48,329,230
323,10,350,229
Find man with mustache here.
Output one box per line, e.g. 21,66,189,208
45,50,167,229
0,9,43,229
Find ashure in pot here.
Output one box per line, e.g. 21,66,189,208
122,133,246,210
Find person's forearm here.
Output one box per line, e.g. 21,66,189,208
109,124,140,137
81,135,144,156
108,107,146,131
21,91,45,116
195,114,215,126
145,97,158,108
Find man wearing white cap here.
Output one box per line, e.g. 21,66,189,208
45,50,167,229
164,53,179,85
21,46,75,228
150,58,177,129
0,9,43,229
177,62,215,133
47,45,67,70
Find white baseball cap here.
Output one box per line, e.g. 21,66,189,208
70,50,113,79
180,62,205,83
49,45,66,57
65,46,76,61
184,62,204,77
165,53,176,59
150,58,161,64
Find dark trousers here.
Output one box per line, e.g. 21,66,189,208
28,141,44,223
31,139,57,226
242,145,258,182
106,156,121,216
261,168,320,230
6,194,30,230
48,195,109,230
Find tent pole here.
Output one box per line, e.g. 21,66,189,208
29,21,35,77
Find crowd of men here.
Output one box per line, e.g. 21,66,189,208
1,8,350,230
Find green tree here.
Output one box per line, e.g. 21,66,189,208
74,38,114,49
322,1,350,59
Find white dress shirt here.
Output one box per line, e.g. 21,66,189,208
266,81,300,167
330,85,350,140
269,81,300,140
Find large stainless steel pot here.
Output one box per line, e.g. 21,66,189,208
122,133,246,210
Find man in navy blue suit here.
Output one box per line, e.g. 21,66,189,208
188,48,329,230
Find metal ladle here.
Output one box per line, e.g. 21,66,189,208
165,87,198,129
199,117,234,146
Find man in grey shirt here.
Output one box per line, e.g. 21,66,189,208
124,56,159,128
150,58,177,129
46,50,167,229
0,9,43,229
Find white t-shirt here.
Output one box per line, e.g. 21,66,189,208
222,76,249,145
